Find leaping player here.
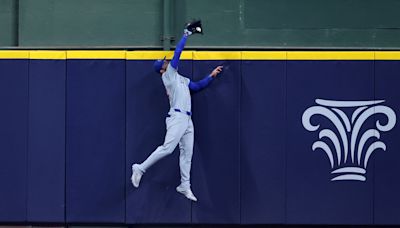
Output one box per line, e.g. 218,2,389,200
131,21,223,201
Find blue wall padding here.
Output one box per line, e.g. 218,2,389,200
66,60,126,223
1,58,400,225
0,60,29,222
27,59,66,222
125,60,192,224
286,61,375,224
374,61,400,224
191,60,241,224
240,60,286,224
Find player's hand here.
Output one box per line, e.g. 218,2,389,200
210,66,223,77
184,28,192,36
184,20,203,36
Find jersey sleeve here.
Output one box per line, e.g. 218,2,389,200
183,76,190,86
170,35,188,70
163,63,178,81
188,74,213,92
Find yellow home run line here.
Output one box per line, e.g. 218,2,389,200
126,51,192,60
67,51,126,59
1,51,400,60
0,51,30,59
375,51,400,60
287,51,375,60
30,51,66,59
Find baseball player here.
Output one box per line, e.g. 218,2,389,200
131,23,223,202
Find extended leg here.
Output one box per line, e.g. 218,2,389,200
178,119,194,189
131,115,188,187
176,119,197,201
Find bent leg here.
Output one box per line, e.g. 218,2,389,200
138,115,188,172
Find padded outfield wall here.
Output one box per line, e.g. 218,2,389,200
0,51,400,225
1,0,400,48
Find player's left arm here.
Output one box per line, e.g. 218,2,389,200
170,32,191,70
189,66,223,92
170,22,200,70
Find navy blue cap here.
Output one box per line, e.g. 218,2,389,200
153,56,166,73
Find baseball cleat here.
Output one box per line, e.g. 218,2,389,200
131,164,143,188
176,185,197,202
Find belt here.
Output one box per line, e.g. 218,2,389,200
174,108,191,116
167,108,192,117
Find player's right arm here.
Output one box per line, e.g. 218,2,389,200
188,66,223,92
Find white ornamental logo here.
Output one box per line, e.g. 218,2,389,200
302,99,396,181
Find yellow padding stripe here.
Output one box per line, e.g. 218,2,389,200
287,51,375,60
67,51,126,59
126,51,192,60
242,51,286,60
375,52,400,60
194,51,241,60
2,51,400,60
30,51,66,60
0,51,30,59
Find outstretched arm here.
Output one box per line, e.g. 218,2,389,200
189,75,213,92
189,66,223,92
170,34,189,70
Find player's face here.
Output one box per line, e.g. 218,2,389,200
159,60,170,74
161,60,169,71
